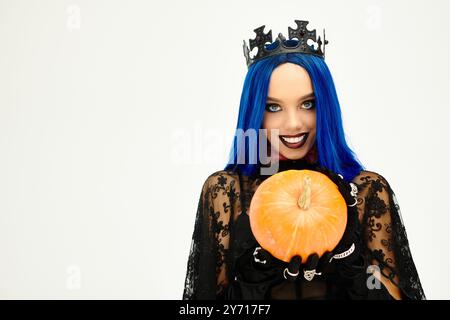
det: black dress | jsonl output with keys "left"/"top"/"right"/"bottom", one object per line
{"left": 182, "top": 159, "right": 426, "bottom": 300}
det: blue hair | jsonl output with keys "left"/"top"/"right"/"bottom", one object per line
{"left": 224, "top": 40, "right": 365, "bottom": 183}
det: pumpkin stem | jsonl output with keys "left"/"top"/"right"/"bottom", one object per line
{"left": 298, "top": 175, "right": 311, "bottom": 210}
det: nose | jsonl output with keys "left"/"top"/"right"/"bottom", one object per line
{"left": 284, "top": 107, "right": 304, "bottom": 131}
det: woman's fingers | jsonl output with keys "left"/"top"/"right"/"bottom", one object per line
{"left": 283, "top": 255, "right": 302, "bottom": 282}
{"left": 305, "top": 253, "right": 320, "bottom": 270}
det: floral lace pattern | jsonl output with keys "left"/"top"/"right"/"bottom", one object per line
{"left": 182, "top": 168, "right": 425, "bottom": 300}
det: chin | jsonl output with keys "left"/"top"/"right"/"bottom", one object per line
{"left": 278, "top": 148, "right": 309, "bottom": 161}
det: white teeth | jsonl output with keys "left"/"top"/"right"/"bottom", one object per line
{"left": 281, "top": 134, "right": 306, "bottom": 144}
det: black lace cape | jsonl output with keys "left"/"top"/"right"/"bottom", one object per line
{"left": 182, "top": 160, "right": 425, "bottom": 300}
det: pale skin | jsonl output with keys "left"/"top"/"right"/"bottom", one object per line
{"left": 262, "top": 63, "right": 317, "bottom": 162}
{"left": 262, "top": 62, "right": 402, "bottom": 300}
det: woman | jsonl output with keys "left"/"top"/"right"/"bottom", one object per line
{"left": 182, "top": 20, "right": 425, "bottom": 300}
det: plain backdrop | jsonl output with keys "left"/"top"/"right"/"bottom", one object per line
{"left": 0, "top": 0, "right": 449, "bottom": 299}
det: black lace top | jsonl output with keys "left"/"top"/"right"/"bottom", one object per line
{"left": 182, "top": 160, "right": 425, "bottom": 300}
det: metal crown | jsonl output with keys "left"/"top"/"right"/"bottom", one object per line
{"left": 243, "top": 20, "right": 329, "bottom": 68}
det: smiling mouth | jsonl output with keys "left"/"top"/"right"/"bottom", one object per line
{"left": 279, "top": 133, "right": 308, "bottom": 149}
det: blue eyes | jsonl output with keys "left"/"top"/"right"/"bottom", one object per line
{"left": 266, "top": 104, "right": 282, "bottom": 112}
{"left": 265, "top": 99, "right": 316, "bottom": 113}
{"left": 303, "top": 100, "right": 315, "bottom": 110}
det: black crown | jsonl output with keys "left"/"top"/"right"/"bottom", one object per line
{"left": 243, "top": 20, "right": 329, "bottom": 68}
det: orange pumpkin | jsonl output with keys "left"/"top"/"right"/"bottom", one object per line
{"left": 249, "top": 169, "right": 347, "bottom": 263}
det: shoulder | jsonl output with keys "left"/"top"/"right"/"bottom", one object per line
{"left": 200, "top": 169, "right": 242, "bottom": 194}
{"left": 351, "top": 170, "right": 392, "bottom": 191}
{"left": 350, "top": 170, "right": 399, "bottom": 225}
{"left": 351, "top": 170, "right": 396, "bottom": 207}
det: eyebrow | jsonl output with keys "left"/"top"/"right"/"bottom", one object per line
{"left": 267, "top": 92, "right": 315, "bottom": 103}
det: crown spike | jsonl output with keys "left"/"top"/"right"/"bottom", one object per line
{"left": 243, "top": 40, "right": 251, "bottom": 67}
{"left": 277, "top": 33, "right": 286, "bottom": 41}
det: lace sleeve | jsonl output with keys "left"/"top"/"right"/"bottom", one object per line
{"left": 354, "top": 171, "right": 426, "bottom": 300}
{"left": 182, "top": 171, "right": 241, "bottom": 300}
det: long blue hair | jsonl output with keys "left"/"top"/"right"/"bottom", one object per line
{"left": 224, "top": 40, "right": 365, "bottom": 183}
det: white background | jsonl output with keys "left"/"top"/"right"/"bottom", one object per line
{"left": 0, "top": 0, "right": 449, "bottom": 299}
